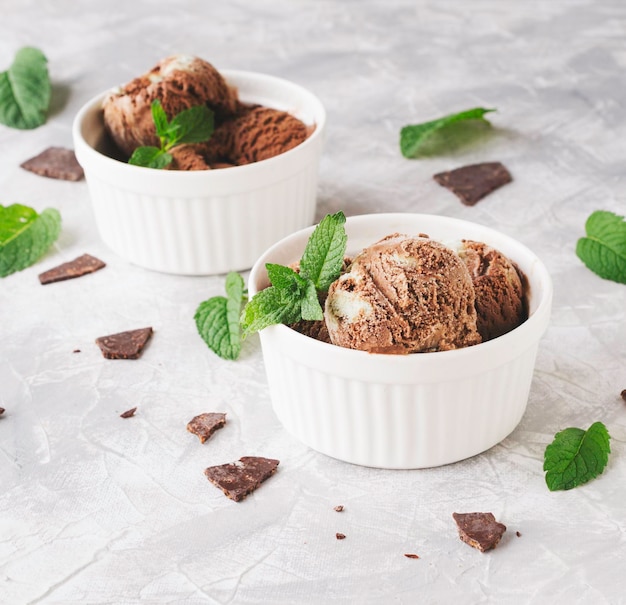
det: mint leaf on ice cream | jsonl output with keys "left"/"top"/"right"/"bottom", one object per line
{"left": 0, "top": 203, "right": 61, "bottom": 277}
{"left": 576, "top": 211, "right": 626, "bottom": 284}
{"left": 543, "top": 421, "right": 611, "bottom": 491}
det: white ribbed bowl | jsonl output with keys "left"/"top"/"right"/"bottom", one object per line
{"left": 249, "top": 213, "right": 552, "bottom": 469}
{"left": 72, "top": 71, "right": 326, "bottom": 275}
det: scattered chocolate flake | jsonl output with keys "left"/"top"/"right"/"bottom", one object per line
{"left": 187, "top": 412, "right": 226, "bottom": 443}
{"left": 204, "top": 456, "right": 279, "bottom": 502}
{"left": 0, "top": 408, "right": 5, "bottom": 416}
{"left": 96, "top": 327, "right": 153, "bottom": 360}
{"left": 20, "top": 147, "right": 84, "bottom": 181}
{"left": 433, "top": 162, "right": 512, "bottom": 206}
{"left": 120, "top": 407, "right": 137, "bottom": 418}
{"left": 621, "top": 389, "right": 626, "bottom": 403}
{"left": 72, "top": 349, "right": 81, "bottom": 353}
{"left": 404, "top": 553, "right": 420, "bottom": 559}
{"left": 516, "top": 531, "right": 522, "bottom": 538}
{"left": 452, "top": 512, "right": 506, "bottom": 552}
{"left": 39, "top": 254, "right": 106, "bottom": 284}
{"left": 334, "top": 505, "right": 344, "bottom": 512}
{"left": 336, "top": 533, "right": 346, "bottom": 540}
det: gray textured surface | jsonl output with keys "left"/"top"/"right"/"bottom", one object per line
{"left": 2, "top": 1, "right": 626, "bottom": 603}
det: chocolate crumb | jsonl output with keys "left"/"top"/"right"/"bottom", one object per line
{"left": 204, "top": 456, "right": 279, "bottom": 502}
{"left": 404, "top": 553, "right": 420, "bottom": 559}
{"left": 20, "top": 147, "right": 84, "bottom": 181}
{"left": 453, "top": 512, "right": 506, "bottom": 552}
{"left": 434, "top": 162, "right": 512, "bottom": 206}
{"left": 39, "top": 254, "right": 105, "bottom": 284}
{"left": 621, "top": 389, "right": 626, "bottom": 403}
{"left": 0, "top": 407, "right": 5, "bottom": 416}
{"left": 516, "top": 531, "right": 522, "bottom": 537}
{"left": 334, "top": 505, "right": 344, "bottom": 512}
{"left": 336, "top": 533, "right": 346, "bottom": 540}
{"left": 187, "top": 412, "right": 226, "bottom": 443}
{"left": 96, "top": 327, "right": 153, "bottom": 359}
{"left": 120, "top": 407, "right": 137, "bottom": 418}
{"left": 72, "top": 349, "right": 81, "bottom": 353}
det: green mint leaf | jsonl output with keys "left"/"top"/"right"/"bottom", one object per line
{"left": 194, "top": 272, "right": 246, "bottom": 360}
{"left": 241, "top": 286, "right": 303, "bottom": 336}
{"left": 300, "top": 279, "right": 323, "bottom": 321}
{"left": 266, "top": 263, "right": 307, "bottom": 292}
{"left": 400, "top": 107, "right": 495, "bottom": 158}
{"left": 299, "top": 211, "right": 347, "bottom": 291}
{"left": 151, "top": 99, "right": 170, "bottom": 139}
{"left": 166, "top": 105, "right": 214, "bottom": 147}
{"left": 576, "top": 211, "right": 626, "bottom": 284}
{"left": 543, "top": 421, "right": 611, "bottom": 491}
{"left": 128, "top": 146, "right": 173, "bottom": 169}
{"left": 0, "top": 47, "right": 51, "bottom": 130}
{"left": 0, "top": 204, "right": 61, "bottom": 277}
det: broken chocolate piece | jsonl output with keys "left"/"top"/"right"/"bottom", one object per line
{"left": 452, "top": 512, "right": 506, "bottom": 552}
{"left": 20, "top": 147, "right": 84, "bottom": 181}
{"left": 336, "top": 533, "right": 346, "bottom": 540}
{"left": 39, "top": 254, "right": 106, "bottom": 284}
{"left": 96, "top": 327, "right": 153, "bottom": 359}
{"left": 404, "top": 553, "right": 420, "bottom": 559}
{"left": 516, "top": 531, "right": 522, "bottom": 538}
{"left": 334, "top": 505, "right": 344, "bottom": 512}
{"left": 434, "top": 162, "right": 512, "bottom": 206}
{"left": 204, "top": 456, "right": 279, "bottom": 502}
{"left": 187, "top": 412, "right": 226, "bottom": 443}
{"left": 120, "top": 407, "right": 137, "bottom": 418}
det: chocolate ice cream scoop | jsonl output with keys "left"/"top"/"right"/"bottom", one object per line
{"left": 222, "top": 106, "right": 310, "bottom": 165}
{"left": 324, "top": 235, "right": 482, "bottom": 354}
{"left": 458, "top": 240, "right": 527, "bottom": 341}
{"left": 103, "top": 55, "right": 238, "bottom": 157}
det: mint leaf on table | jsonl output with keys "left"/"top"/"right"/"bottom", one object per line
{"left": 299, "top": 211, "right": 347, "bottom": 290}
{"left": 0, "top": 47, "right": 51, "bottom": 130}
{"left": 129, "top": 100, "right": 214, "bottom": 168}
{"left": 241, "top": 212, "right": 348, "bottom": 336}
{"left": 195, "top": 272, "right": 246, "bottom": 361}
{"left": 400, "top": 107, "right": 495, "bottom": 159}
{"left": 576, "top": 211, "right": 626, "bottom": 284}
{"left": 0, "top": 204, "right": 61, "bottom": 277}
{"left": 543, "top": 421, "right": 611, "bottom": 491}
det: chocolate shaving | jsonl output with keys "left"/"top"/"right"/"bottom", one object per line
{"left": 204, "top": 456, "right": 279, "bottom": 502}
{"left": 453, "top": 512, "right": 506, "bottom": 552}
{"left": 404, "top": 553, "right": 420, "bottom": 559}
{"left": 20, "top": 147, "right": 84, "bottom": 181}
{"left": 336, "top": 533, "right": 346, "bottom": 540}
{"left": 96, "top": 327, "right": 153, "bottom": 359}
{"left": 187, "top": 412, "right": 226, "bottom": 443}
{"left": 120, "top": 407, "right": 137, "bottom": 418}
{"left": 434, "top": 162, "right": 512, "bottom": 206}
{"left": 72, "top": 349, "right": 81, "bottom": 353}
{"left": 334, "top": 505, "right": 344, "bottom": 512}
{"left": 39, "top": 254, "right": 106, "bottom": 284}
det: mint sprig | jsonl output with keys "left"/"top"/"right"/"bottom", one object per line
{"left": 400, "top": 107, "right": 495, "bottom": 158}
{"left": 0, "top": 203, "right": 61, "bottom": 277}
{"left": 194, "top": 272, "right": 246, "bottom": 361}
{"left": 576, "top": 211, "right": 626, "bottom": 284}
{"left": 0, "top": 47, "right": 51, "bottom": 130}
{"left": 129, "top": 99, "right": 214, "bottom": 169}
{"left": 241, "top": 211, "right": 347, "bottom": 337}
{"left": 543, "top": 421, "right": 611, "bottom": 491}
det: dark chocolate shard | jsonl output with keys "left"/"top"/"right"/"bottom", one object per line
{"left": 20, "top": 147, "right": 84, "bottom": 181}
{"left": 0, "top": 407, "right": 5, "bottom": 416}
{"left": 404, "top": 553, "right": 420, "bottom": 559}
{"left": 434, "top": 162, "right": 512, "bottom": 206}
{"left": 204, "top": 456, "right": 279, "bottom": 502}
{"left": 453, "top": 512, "right": 506, "bottom": 552}
{"left": 96, "top": 327, "right": 153, "bottom": 359}
{"left": 336, "top": 533, "right": 346, "bottom": 540}
{"left": 187, "top": 412, "right": 226, "bottom": 443}
{"left": 120, "top": 407, "right": 137, "bottom": 418}
{"left": 39, "top": 254, "right": 106, "bottom": 284}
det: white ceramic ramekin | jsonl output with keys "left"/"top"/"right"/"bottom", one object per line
{"left": 72, "top": 71, "right": 326, "bottom": 275}
{"left": 249, "top": 213, "right": 552, "bottom": 469}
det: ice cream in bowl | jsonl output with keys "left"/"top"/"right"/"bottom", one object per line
{"left": 248, "top": 212, "right": 552, "bottom": 469}
{"left": 72, "top": 55, "right": 326, "bottom": 275}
